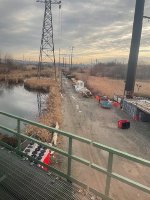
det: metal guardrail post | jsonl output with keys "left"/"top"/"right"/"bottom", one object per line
{"left": 105, "top": 152, "right": 113, "bottom": 197}
{"left": 0, "top": 111, "right": 149, "bottom": 198}
{"left": 17, "top": 119, "right": 21, "bottom": 151}
{"left": 67, "top": 137, "right": 73, "bottom": 177}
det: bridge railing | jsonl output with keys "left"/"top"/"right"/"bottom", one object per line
{"left": 0, "top": 111, "right": 149, "bottom": 200}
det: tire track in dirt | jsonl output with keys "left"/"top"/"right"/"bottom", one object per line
{"left": 61, "top": 77, "right": 150, "bottom": 200}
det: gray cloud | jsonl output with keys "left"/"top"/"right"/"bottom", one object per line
{"left": 0, "top": 0, "right": 150, "bottom": 62}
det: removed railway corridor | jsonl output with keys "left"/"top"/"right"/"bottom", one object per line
{"left": 61, "top": 77, "right": 150, "bottom": 200}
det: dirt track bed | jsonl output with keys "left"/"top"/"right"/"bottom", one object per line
{"left": 61, "top": 77, "right": 150, "bottom": 200}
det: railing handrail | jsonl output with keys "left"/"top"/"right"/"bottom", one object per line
{"left": 0, "top": 111, "right": 150, "bottom": 199}
{"left": 0, "top": 110, "right": 149, "bottom": 166}
{"left": 93, "top": 142, "right": 150, "bottom": 167}
{"left": 0, "top": 111, "right": 91, "bottom": 144}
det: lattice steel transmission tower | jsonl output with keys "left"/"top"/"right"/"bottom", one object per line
{"left": 36, "top": 0, "right": 61, "bottom": 116}
{"left": 37, "top": 0, "right": 61, "bottom": 79}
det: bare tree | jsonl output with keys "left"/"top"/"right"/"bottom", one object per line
{"left": 0, "top": 51, "right": 2, "bottom": 64}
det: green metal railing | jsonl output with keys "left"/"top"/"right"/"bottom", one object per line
{"left": 0, "top": 111, "right": 149, "bottom": 200}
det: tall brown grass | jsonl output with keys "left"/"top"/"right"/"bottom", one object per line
{"left": 25, "top": 78, "right": 62, "bottom": 142}
{"left": 24, "top": 78, "right": 53, "bottom": 92}
{"left": 74, "top": 73, "right": 150, "bottom": 98}
{"left": 0, "top": 68, "right": 53, "bottom": 84}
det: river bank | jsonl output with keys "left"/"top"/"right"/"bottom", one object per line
{"left": 25, "top": 77, "right": 62, "bottom": 142}
{"left": 0, "top": 66, "right": 62, "bottom": 145}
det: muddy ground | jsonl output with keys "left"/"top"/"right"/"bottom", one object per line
{"left": 61, "top": 77, "right": 150, "bottom": 200}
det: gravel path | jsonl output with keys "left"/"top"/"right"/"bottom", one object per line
{"left": 61, "top": 77, "right": 150, "bottom": 200}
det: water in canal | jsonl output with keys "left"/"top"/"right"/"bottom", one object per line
{"left": 0, "top": 84, "right": 40, "bottom": 135}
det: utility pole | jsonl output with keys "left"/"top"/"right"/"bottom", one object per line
{"left": 96, "top": 59, "right": 98, "bottom": 65}
{"left": 70, "top": 46, "right": 74, "bottom": 68}
{"left": 64, "top": 57, "right": 67, "bottom": 68}
{"left": 69, "top": 55, "right": 71, "bottom": 68}
{"left": 60, "top": 61, "right": 63, "bottom": 93}
{"left": 59, "top": 48, "right": 63, "bottom": 92}
{"left": 125, "top": 0, "right": 145, "bottom": 98}
{"left": 0, "top": 51, "right": 1, "bottom": 64}
{"left": 63, "top": 57, "right": 65, "bottom": 68}
{"left": 23, "top": 54, "right": 25, "bottom": 67}
{"left": 59, "top": 48, "right": 61, "bottom": 68}
{"left": 37, "top": 0, "right": 61, "bottom": 80}
{"left": 91, "top": 58, "right": 93, "bottom": 68}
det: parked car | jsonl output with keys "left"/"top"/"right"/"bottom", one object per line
{"left": 99, "top": 96, "right": 112, "bottom": 109}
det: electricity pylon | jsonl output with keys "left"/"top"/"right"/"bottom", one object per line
{"left": 37, "top": 0, "right": 61, "bottom": 79}
{"left": 36, "top": 0, "right": 61, "bottom": 116}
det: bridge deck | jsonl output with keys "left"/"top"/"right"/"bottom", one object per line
{"left": 0, "top": 147, "right": 93, "bottom": 200}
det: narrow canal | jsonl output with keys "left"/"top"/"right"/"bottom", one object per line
{"left": 0, "top": 84, "right": 40, "bottom": 135}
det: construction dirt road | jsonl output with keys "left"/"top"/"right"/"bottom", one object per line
{"left": 61, "top": 77, "right": 150, "bottom": 200}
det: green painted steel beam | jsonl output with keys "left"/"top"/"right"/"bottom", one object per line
{"left": 67, "top": 137, "right": 72, "bottom": 176}
{"left": 0, "top": 111, "right": 150, "bottom": 198}
{"left": 93, "top": 142, "right": 150, "bottom": 167}
{"left": 0, "top": 141, "right": 14, "bottom": 150}
{"left": 0, "top": 125, "right": 17, "bottom": 135}
{"left": 105, "top": 153, "right": 113, "bottom": 196}
{"left": 91, "top": 162, "right": 150, "bottom": 195}
{"left": 0, "top": 111, "right": 91, "bottom": 144}
{"left": 91, "top": 163, "right": 107, "bottom": 174}
{"left": 20, "top": 133, "right": 90, "bottom": 166}
{"left": 71, "top": 155, "right": 90, "bottom": 166}
{"left": 111, "top": 172, "right": 150, "bottom": 194}
{"left": 17, "top": 119, "right": 21, "bottom": 151}
{"left": 0, "top": 111, "right": 20, "bottom": 120}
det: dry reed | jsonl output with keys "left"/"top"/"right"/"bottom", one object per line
{"left": 25, "top": 78, "right": 62, "bottom": 142}
{"left": 74, "top": 73, "right": 150, "bottom": 98}
{"left": 24, "top": 78, "right": 52, "bottom": 92}
{"left": 0, "top": 68, "right": 53, "bottom": 84}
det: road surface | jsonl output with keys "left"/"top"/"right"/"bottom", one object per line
{"left": 61, "top": 77, "right": 150, "bottom": 200}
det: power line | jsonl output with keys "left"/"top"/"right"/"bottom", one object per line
{"left": 70, "top": 46, "right": 74, "bottom": 68}
{"left": 143, "top": 15, "right": 150, "bottom": 20}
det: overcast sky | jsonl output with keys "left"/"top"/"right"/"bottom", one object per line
{"left": 0, "top": 0, "right": 150, "bottom": 63}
